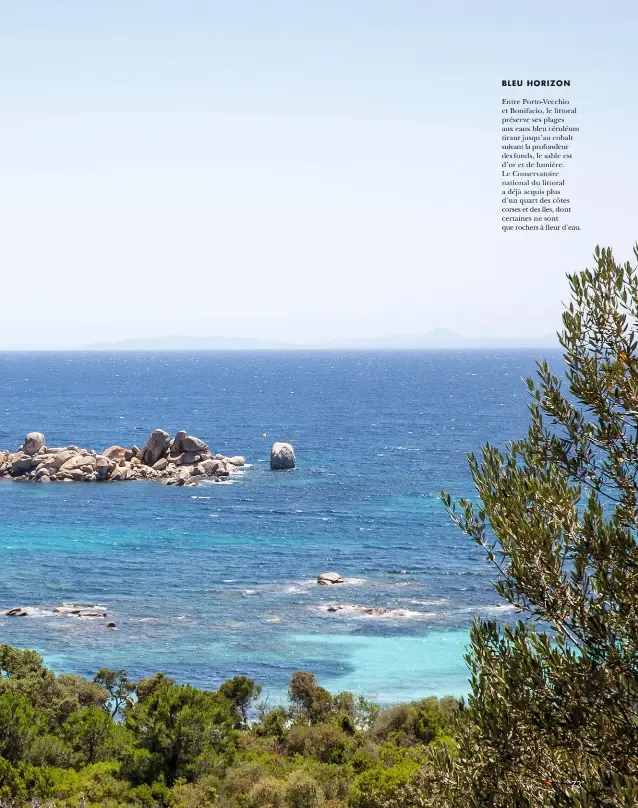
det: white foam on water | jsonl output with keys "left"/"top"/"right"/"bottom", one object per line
{"left": 314, "top": 604, "right": 436, "bottom": 620}
{"left": 409, "top": 598, "right": 450, "bottom": 606}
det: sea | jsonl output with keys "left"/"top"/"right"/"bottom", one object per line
{"left": 0, "top": 350, "right": 560, "bottom": 704}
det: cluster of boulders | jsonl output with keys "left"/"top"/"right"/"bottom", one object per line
{"left": 0, "top": 430, "right": 246, "bottom": 486}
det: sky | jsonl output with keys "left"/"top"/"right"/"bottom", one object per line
{"left": 1, "top": 0, "right": 637, "bottom": 349}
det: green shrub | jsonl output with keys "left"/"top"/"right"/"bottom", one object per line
{"left": 371, "top": 698, "right": 459, "bottom": 747}
{"left": 0, "top": 693, "right": 45, "bottom": 763}
{"left": 0, "top": 757, "right": 54, "bottom": 804}
{"left": 249, "top": 775, "right": 286, "bottom": 808}
{"left": 254, "top": 705, "right": 289, "bottom": 744}
{"left": 170, "top": 775, "right": 219, "bottom": 808}
{"left": 284, "top": 770, "right": 324, "bottom": 808}
{"left": 224, "top": 759, "right": 272, "bottom": 801}
{"left": 348, "top": 761, "right": 420, "bottom": 808}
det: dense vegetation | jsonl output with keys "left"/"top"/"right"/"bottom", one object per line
{"left": 3, "top": 245, "right": 638, "bottom": 806}
{"left": 0, "top": 647, "right": 459, "bottom": 807}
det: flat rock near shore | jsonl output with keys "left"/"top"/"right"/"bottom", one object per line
{"left": 0, "top": 430, "right": 247, "bottom": 486}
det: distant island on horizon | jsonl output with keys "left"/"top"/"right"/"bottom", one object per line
{"left": 75, "top": 328, "right": 559, "bottom": 352}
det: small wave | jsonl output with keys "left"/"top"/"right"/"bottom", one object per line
{"left": 476, "top": 603, "right": 518, "bottom": 614}
{"left": 409, "top": 598, "right": 449, "bottom": 606}
{"left": 242, "top": 589, "right": 258, "bottom": 596}
{"left": 455, "top": 603, "right": 517, "bottom": 615}
{"left": 315, "top": 604, "right": 435, "bottom": 620}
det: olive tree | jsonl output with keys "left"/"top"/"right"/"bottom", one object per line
{"left": 424, "top": 246, "right": 638, "bottom": 807}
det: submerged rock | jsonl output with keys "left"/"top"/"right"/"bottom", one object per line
{"left": 6, "top": 607, "right": 28, "bottom": 617}
{"left": 53, "top": 605, "right": 106, "bottom": 618}
{"left": 270, "top": 442, "right": 296, "bottom": 470}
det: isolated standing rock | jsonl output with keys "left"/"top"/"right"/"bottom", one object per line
{"left": 142, "top": 429, "right": 171, "bottom": 466}
{"left": 270, "top": 442, "right": 296, "bottom": 470}
{"left": 23, "top": 432, "right": 46, "bottom": 456}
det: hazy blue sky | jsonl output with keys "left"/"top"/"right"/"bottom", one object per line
{"left": 1, "top": 1, "right": 637, "bottom": 348}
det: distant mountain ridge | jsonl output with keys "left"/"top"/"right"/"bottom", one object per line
{"left": 84, "top": 329, "right": 559, "bottom": 351}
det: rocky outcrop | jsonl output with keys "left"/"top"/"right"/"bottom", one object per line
{"left": 0, "top": 431, "right": 248, "bottom": 487}
{"left": 270, "top": 442, "right": 296, "bottom": 470}
{"left": 317, "top": 572, "right": 344, "bottom": 585}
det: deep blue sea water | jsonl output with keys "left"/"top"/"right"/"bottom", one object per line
{"left": 0, "top": 350, "right": 560, "bottom": 704}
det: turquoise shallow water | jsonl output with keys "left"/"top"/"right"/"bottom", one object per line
{"left": 0, "top": 350, "right": 556, "bottom": 703}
